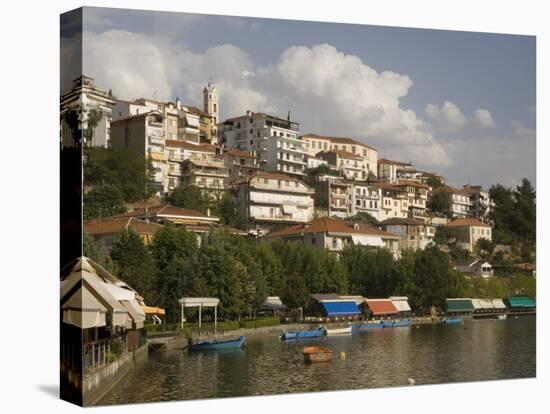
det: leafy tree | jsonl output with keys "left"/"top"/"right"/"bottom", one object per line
{"left": 83, "top": 184, "right": 127, "bottom": 220}
{"left": 167, "top": 185, "right": 211, "bottom": 213}
{"left": 427, "top": 176, "right": 443, "bottom": 189}
{"left": 475, "top": 238, "right": 494, "bottom": 260}
{"left": 216, "top": 192, "right": 244, "bottom": 229}
{"left": 307, "top": 164, "right": 341, "bottom": 177}
{"left": 412, "top": 246, "right": 456, "bottom": 312}
{"left": 84, "top": 108, "right": 103, "bottom": 147}
{"left": 255, "top": 243, "right": 285, "bottom": 296}
{"left": 427, "top": 191, "right": 452, "bottom": 217}
{"left": 110, "top": 228, "right": 157, "bottom": 302}
{"left": 150, "top": 225, "right": 199, "bottom": 321}
{"left": 434, "top": 225, "right": 455, "bottom": 246}
{"left": 348, "top": 212, "right": 380, "bottom": 226}
{"left": 449, "top": 245, "right": 472, "bottom": 264}
{"left": 84, "top": 147, "right": 156, "bottom": 202}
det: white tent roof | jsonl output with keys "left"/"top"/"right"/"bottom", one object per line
{"left": 391, "top": 297, "right": 412, "bottom": 312}
{"left": 492, "top": 299, "right": 507, "bottom": 309}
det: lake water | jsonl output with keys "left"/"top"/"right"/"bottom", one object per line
{"left": 99, "top": 316, "right": 536, "bottom": 405}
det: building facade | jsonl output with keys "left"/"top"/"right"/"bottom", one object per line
{"left": 378, "top": 184, "right": 409, "bottom": 221}
{"left": 348, "top": 182, "right": 382, "bottom": 221}
{"left": 446, "top": 218, "right": 493, "bottom": 252}
{"left": 302, "top": 134, "right": 378, "bottom": 178}
{"left": 265, "top": 216, "right": 401, "bottom": 258}
{"left": 381, "top": 217, "right": 435, "bottom": 251}
{"left": 232, "top": 171, "right": 314, "bottom": 232}
{"left": 60, "top": 75, "right": 116, "bottom": 148}
{"left": 221, "top": 111, "right": 307, "bottom": 177}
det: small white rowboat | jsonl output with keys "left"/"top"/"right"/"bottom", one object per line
{"left": 324, "top": 326, "right": 352, "bottom": 336}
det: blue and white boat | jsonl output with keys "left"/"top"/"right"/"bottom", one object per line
{"left": 384, "top": 319, "right": 412, "bottom": 328}
{"left": 280, "top": 327, "right": 324, "bottom": 340}
{"left": 352, "top": 321, "right": 385, "bottom": 332}
{"left": 442, "top": 317, "right": 464, "bottom": 324}
{"left": 187, "top": 336, "right": 246, "bottom": 351}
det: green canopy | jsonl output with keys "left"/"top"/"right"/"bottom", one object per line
{"left": 506, "top": 297, "right": 536, "bottom": 308}
{"left": 446, "top": 299, "right": 474, "bottom": 313}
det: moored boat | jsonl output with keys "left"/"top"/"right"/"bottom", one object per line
{"left": 384, "top": 319, "right": 412, "bottom": 328}
{"left": 497, "top": 314, "right": 507, "bottom": 320}
{"left": 303, "top": 346, "right": 333, "bottom": 363}
{"left": 352, "top": 321, "right": 385, "bottom": 331}
{"left": 281, "top": 327, "right": 324, "bottom": 340}
{"left": 187, "top": 336, "right": 246, "bottom": 351}
{"left": 442, "top": 317, "right": 464, "bottom": 324}
{"left": 324, "top": 326, "right": 352, "bottom": 336}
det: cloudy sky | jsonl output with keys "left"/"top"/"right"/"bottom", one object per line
{"left": 62, "top": 7, "right": 536, "bottom": 188}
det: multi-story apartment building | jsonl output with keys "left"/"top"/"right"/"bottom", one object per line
{"left": 446, "top": 218, "right": 492, "bottom": 252}
{"left": 348, "top": 182, "right": 382, "bottom": 221}
{"left": 221, "top": 111, "right": 307, "bottom": 177}
{"left": 181, "top": 158, "right": 229, "bottom": 197}
{"left": 186, "top": 106, "right": 217, "bottom": 144}
{"left": 461, "top": 185, "right": 494, "bottom": 221}
{"left": 232, "top": 171, "right": 314, "bottom": 232}
{"left": 392, "top": 180, "right": 430, "bottom": 220}
{"left": 378, "top": 184, "right": 409, "bottom": 221}
{"left": 165, "top": 140, "right": 217, "bottom": 191}
{"left": 223, "top": 148, "right": 261, "bottom": 184}
{"left": 301, "top": 133, "right": 378, "bottom": 178}
{"left": 60, "top": 75, "right": 116, "bottom": 148}
{"left": 308, "top": 175, "right": 348, "bottom": 219}
{"left": 381, "top": 217, "right": 435, "bottom": 251}
{"left": 317, "top": 150, "right": 368, "bottom": 180}
{"left": 265, "top": 217, "right": 402, "bottom": 258}
{"left": 378, "top": 158, "right": 444, "bottom": 185}
{"left": 430, "top": 185, "right": 472, "bottom": 219}
{"left": 110, "top": 110, "right": 168, "bottom": 194}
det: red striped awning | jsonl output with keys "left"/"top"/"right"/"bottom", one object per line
{"left": 366, "top": 299, "right": 399, "bottom": 315}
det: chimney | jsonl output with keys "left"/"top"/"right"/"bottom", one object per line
{"left": 175, "top": 97, "right": 181, "bottom": 109}
{"left": 246, "top": 110, "right": 251, "bottom": 116}
{"left": 206, "top": 208, "right": 211, "bottom": 217}
{"left": 287, "top": 111, "right": 291, "bottom": 122}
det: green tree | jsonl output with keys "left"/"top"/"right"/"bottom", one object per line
{"left": 255, "top": 243, "right": 285, "bottom": 296}
{"left": 475, "top": 238, "right": 494, "bottom": 260}
{"left": 110, "top": 228, "right": 157, "bottom": 302}
{"left": 84, "top": 108, "right": 103, "bottom": 147}
{"left": 216, "top": 192, "right": 244, "bottom": 229}
{"left": 83, "top": 184, "right": 127, "bottom": 219}
{"left": 84, "top": 147, "right": 156, "bottom": 203}
{"left": 427, "top": 191, "right": 452, "bottom": 217}
{"left": 412, "top": 246, "right": 456, "bottom": 312}
{"left": 150, "top": 225, "right": 199, "bottom": 321}
{"left": 348, "top": 212, "right": 380, "bottom": 226}
{"left": 167, "top": 185, "right": 211, "bottom": 213}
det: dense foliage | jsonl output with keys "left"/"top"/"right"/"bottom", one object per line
{"left": 95, "top": 226, "right": 535, "bottom": 322}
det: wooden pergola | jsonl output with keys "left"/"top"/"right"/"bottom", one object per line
{"left": 179, "top": 297, "right": 220, "bottom": 329}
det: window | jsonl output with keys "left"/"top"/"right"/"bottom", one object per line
{"left": 356, "top": 200, "right": 361, "bottom": 206}
{"left": 332, "top": 239, "right": 338, "bottom": 249}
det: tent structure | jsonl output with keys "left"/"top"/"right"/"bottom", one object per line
{"left": 179, "top": 297, "right": 220, "bottom": 328}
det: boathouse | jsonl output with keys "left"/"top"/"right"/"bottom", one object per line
{"left": 505, "top": 297, "right": 536, "bottom": 312}
{"left": 445, "top": 298, "right": 474, "bottom": 316}
{"left": 390, "top": 296, "right": 412, "bottom": 317}
{"left": 363, "top": 298, "right": 399, "bottom": 320}
{"left": 308, "top": 294, "right": 362, "bottom": 321}
{"left": 61, "top": 257, "right": 159, "bottom": 405}
{"left": 471, "top": 298, "right": 507, "bottom": 315}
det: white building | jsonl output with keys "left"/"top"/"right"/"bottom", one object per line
{"left": 110, "top": 110, "right": 168, "bottom": 194}
{"left": 223, "top": 148, "right": 261, "bottom": 184}
{"left": 301, "top": 133, "right": 378, "bottom": 178}
{"left": 232, "top": 171, "right": 314, "bottom": 231}
{"left": 60, "top": 75, "right": 116, "bottom": 148}
{"left": 381, "top": 217, "right": 435, "bottom": 251}
{"left": 378, "top": 184, "right": 409, "bottom": 221}
{"left": 203, "top": 80, "right": 219, "bottom": 134}
{"left": 430, "top": 185, "right": 472, "bottom": 219}
{"left": 446, "top": 218, "right": 493, "bottom": 252}
{"left": 461, "top": 185, "right": 495, "bottom": 221}
{"left": 221, "top": 111, "right": 307, "bottom": 177}
{"left": 348, "top": 182, "right": 382, "bottom": 221}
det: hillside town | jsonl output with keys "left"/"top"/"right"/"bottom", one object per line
{"left": 61, "top": 75, "right": 510, "bottom": 258}
{"left": 60, "top": 59, "right": 536, "bottom": 409}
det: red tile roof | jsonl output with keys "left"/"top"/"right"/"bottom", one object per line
{"left": 185, "top": 106, "right": 212, "bottom": 118}
{"left": 225, "top": 148, "right": 256, "bottom": 159}
{"left": 447, "top": 218, "right": 491, "bottom": 228}
{"left": 84, "top": 217, "right": 163, "bottom": 236}
{"left": 111, "top": 110, "right": 159, "bottom": 124}
{"left": 319, "top": 149, "right": 363, "bottom": 160}
{"left": 302, "top": 133, "right": 377, "bottom": 151}
{"left": 365, "top": 299, "right": 399, "bottom": 315}
{"left": 432, "top": 185, "right": 470, "bottom": 195}
{"left": 393, "top": 179, "right": 430, "bottom": 189}
{"left": 266, "top": 216, "right": 399, "bottom": 239}
{"left": 112, "top": 204, "right": 217, "bottom": 220}
{"left": 377, "top": 158, "right": 412, "bottom": 166}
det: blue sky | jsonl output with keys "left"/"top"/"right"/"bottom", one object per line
{"left": 61, "top": 7, "right": 536, "bottom": 188}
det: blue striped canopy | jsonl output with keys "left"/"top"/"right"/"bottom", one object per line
{"left": 321, "top": 301, "right": 361, "bottom": 316}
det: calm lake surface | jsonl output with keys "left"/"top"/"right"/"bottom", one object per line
{"left": 99, "top": 316, "right": 536, "bottom": 405}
